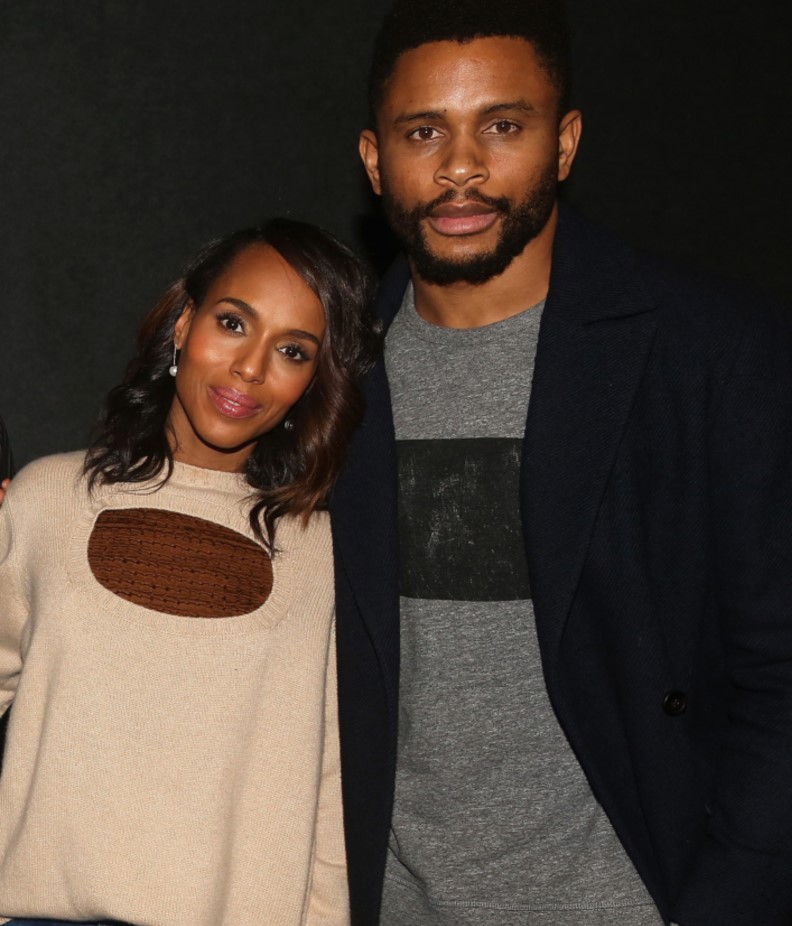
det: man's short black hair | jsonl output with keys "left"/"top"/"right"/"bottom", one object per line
{"left": 368, "top": 0, "right": 573, "bottom": 124}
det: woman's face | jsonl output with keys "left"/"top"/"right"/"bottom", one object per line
{"left": 167, "top": 243, "right": 325, "bottom": 472}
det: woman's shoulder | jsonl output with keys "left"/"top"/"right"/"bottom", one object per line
{"left": 5, "top": 451, "right": 88, "bottom": 513}
{"left": 276, "top": 509, "right": 333, "bottom": 568}
{"left": 12, "top": 450, "right": 87, "bottom": 491}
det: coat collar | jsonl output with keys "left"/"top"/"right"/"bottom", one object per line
{"left": 372, "top": 205, "right": 656, "bottom": 330}
{"left": 546, "top": 204, "right": 656, "bottom": 324}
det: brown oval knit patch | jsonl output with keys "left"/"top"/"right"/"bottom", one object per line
{"left": 87, "top": 508, "right": 273, "bottom": 617}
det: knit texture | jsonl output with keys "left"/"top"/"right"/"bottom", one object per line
{"left": 87, "top": 507, "right": 273, "bottom": 616}
{"left": 0, "top": 452, "right": 348, "bottom": 926}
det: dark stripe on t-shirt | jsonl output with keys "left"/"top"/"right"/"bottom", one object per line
{"left": 397, "top": 437, "right": 531, "bottom": 601}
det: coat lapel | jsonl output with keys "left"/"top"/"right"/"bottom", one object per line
{"left": 522, "top": 210, "right": 658, "bottom": 667}
{"left": 330, "top": 258, "right": 409, "bottom": 712}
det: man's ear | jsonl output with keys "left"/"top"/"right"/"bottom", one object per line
{"left": 359, "top": 129, "right": 382, "bottom": 196}
{"left": 557, "top": 109, "right": 582, "bottom": 182}
{"left": 173, "top": 301, "right": 196, "bottom": 349}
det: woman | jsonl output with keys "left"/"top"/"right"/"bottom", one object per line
{"left": 0, "top": 218, "right": 379, "bottom": 926}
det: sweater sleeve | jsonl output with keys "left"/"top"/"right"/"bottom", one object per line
{"left": 0, "top": 489, "right": 28, "bottom": 717}
{"left": 304, "top": 621, "right": 351, "bottom": 926}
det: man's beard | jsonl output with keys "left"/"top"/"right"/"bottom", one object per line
{"left": 380, "top": 165, "right": 558, "bottom": 286}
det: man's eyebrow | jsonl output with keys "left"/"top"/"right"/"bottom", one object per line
{"left": 393, "top": 100, "right": 538, "bottom": 126}
{"left": 480, "top": 100, "right": 538, "bottom": 116}
{"left": 393, "top": 110, "right": 446, "bottom": 126}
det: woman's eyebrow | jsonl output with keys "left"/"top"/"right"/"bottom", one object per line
{"left": 216, "top": 297, "right": 258, "bottom": 318}
{"left": 287, "top": 329, "right": 322, "bottom": 347}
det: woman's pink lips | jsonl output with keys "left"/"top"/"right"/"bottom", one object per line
{"left": 426, "top": 206, "right": 499, "bottom": 236}
{"left": 208, "top": 386, "right": 262, "bottom": 419}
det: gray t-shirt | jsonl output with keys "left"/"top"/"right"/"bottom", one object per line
{"left": 381, "top": 284, "right": 662, "bottom": 926}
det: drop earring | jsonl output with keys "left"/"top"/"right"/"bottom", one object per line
{"left": 168, "top": 346, "right": 179, "bottom": 378}
{"left": 283, "top": 418, "right": 294, "bottom": 432}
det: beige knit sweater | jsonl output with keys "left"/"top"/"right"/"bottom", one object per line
{"left": 0, "top": 452, "right": 348, "bottom": 926}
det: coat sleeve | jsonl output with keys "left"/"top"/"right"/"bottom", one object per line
{"left": 304, "top": 621, "right": 351, "bottom": 926}
{"left": 0, "top": 415, "right": 13, "bottom": 483}
{"left": 673, "top": 308, "right": 792, "bottom": 925}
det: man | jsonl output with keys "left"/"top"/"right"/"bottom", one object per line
{"left": 330, "top": 1, "right": 792, "bottom": 925}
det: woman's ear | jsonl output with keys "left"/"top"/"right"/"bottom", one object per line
{"left": 173, "top": 301, "right": 196, "bottom": 349}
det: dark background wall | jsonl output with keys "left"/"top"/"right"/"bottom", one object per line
{"left": 1, "top": 0, "right": 789, "bottom": 469}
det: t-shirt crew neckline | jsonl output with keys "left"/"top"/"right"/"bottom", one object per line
{"left": 400, "top": 281, "right": 546, "bottom": 343}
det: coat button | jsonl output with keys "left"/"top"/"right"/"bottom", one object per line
{"left": 663, "top": 690, "right": 687, "bottom": 716}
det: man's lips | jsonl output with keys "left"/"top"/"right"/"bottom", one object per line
{"left": 208, "top": 386, "right": 262, "bottom": 419}
{"left": 426, "top": 202, "right": 499, "bottom": 236}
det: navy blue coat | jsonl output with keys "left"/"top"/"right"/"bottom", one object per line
{"left": 330, "top": 208, "right": 792, "bottom": 926}
{"left": 0, "top": 416, "right": 12, "bottom": 483}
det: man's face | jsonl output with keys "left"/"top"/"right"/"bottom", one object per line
{"left": 360, "top": 37, "right": 581, "bottom": 286}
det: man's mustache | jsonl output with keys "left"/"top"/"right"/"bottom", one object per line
{"left": 415, "top": 189, "right": 511, "bottom": 219}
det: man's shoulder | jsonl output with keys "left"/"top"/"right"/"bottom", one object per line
{"left": 555, "top": 206, "right": 790, "bottom": 342}
{"left": 374, "top": 207, "right": 791, "bottom": 344}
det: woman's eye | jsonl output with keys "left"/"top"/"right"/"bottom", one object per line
{"left": 217, "top": 312, "right": 244, "bottom": 333}
{"left": 278, "top": 343, "right": 310, "bottom": 363}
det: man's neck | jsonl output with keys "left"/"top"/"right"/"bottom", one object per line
{"left": 410, "top": 206, "right": 557, "bottom": 329}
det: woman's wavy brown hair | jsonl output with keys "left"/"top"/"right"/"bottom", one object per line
{"left": 86, "top": 218, "right": 380, "bottom": 551}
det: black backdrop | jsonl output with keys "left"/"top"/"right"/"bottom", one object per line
{"left": 1, "top": 0, "right": 790, "bottom": 468}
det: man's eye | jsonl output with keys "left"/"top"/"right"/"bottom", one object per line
{"left": 487, "top": 120, "right": 520, "bottom": 135}
{"left": 408, "top": 126, "right": 441, "bottom": 141}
